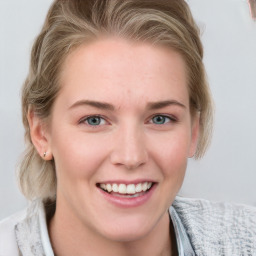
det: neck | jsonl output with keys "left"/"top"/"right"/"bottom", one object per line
{"left": 48, "top": 204, "right": 176, "bottom": 256}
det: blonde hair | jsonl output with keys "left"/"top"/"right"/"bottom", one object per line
{"left": 20, "top": 0, "right": 213, "bottom": 200}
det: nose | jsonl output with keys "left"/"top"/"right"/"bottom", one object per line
{"left": 110, "top": 125, "right": 148, "bottom": 170}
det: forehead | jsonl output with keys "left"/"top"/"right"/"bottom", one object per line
{"left": 58, "top": 38, "right": 189, "bottom": 108}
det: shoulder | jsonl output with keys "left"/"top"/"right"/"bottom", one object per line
{"left": 173, "top": 196, "right": 256, "bottom": 218}
{"left": 0, "top": 210, "right": 26, "bottom": 256}
{"left": 173, "top": 196, "right": 256, "bottom": 255}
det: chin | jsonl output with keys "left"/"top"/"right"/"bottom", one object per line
{"left": 102, "top": 227, "right": 150, "bottom": 243}
{"left": 96, "top": 216, "right": 155, "bottom": 243}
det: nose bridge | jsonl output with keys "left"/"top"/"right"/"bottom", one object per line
{"left": 111, "top": 121, "right": 148, "bottom": 169}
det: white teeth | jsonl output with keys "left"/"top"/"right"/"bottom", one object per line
{"left": 99, "top": 182, "right": 153, "bottom": 194}
{"left": 118, "top": 184, "right": 126, "bottom": 194}
{"left": 100, "top": 184, "right": 106, "bottom": 190}
{"left": 106, "top": 184, "right": 112, "bottom": 192}
{"left": 135, "top": 183, "right": 142, "bottom": 193}
{"left": 142, "top": 182, "right": 148, "bottom": 192}
{"left": 126, "top": 184, "right": 136, "bottom": 194}
{"left": 112, "top": 183, "right": 119, "bottom": 192}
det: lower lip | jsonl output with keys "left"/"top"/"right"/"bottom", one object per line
{"left": 97, "top": 184, "right": 156, "bottom": 208}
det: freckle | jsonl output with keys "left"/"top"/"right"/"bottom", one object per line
{"left": 126, "top": 89, "right": 131, "bottom": 95}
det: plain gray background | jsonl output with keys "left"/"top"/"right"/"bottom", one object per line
{"left": 0, "top": 0, "right": 256, "bottom": 220}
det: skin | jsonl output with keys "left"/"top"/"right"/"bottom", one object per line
{"left": 29, "top": 37, "right": 199, "bottom": 256}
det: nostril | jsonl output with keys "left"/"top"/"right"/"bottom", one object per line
{"left": 110, "top": 132, "right": 148, "bottom": 168}
{"left": 110, "top": 150, "right": 148, "bottom": 169}
{"left": 125, "top": 160, "right": 145, "bottom": 170}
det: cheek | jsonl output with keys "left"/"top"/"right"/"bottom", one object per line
{"left": 160, "top": 144, "right": 188, "bottom": 182}
{"left": 50, "top": 129, "right": 110, "bottom": 181}
{"left": 150, "top": 128, "right": 191, "bottom": 162}
{"left": 148, "top": 129, "right": 190, "bottom": 182}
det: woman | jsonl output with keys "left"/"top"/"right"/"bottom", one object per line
{"left": 0, "top": 0, "right": 255, "bottom": 255}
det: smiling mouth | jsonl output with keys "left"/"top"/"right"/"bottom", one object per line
{"left": 97, "top": 182, "right": 154, "bottom": 198}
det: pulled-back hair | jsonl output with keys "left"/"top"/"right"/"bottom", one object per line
{"left": 20, "top": 0, "right": 213, "bottom": 201}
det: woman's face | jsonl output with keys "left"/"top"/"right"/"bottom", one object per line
{"left": 45, "top": 38, "right": 199, "bottom": 241}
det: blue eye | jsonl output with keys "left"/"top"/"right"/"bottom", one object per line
{"left": 85, "top": 116, "right": 106, "bottom": 126}
{"left": 151, "top": 115, "right": 171, "bottom": 124}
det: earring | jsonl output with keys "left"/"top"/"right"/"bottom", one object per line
{"left": 43, "top": 152, "right": 47, "bottom": 158}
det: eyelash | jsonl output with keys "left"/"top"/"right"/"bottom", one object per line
{"left": 79, "top": 114, "right": 177, "bottom": 127}
{"left": 79, "top": 115, "right": 108, "bottom": 126}
{"left": 149, "top": 114, "right": 177, "bottom": 125}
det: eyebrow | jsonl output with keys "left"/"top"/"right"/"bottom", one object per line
{"left": 69, "top": 99, "right": 186, "bottom": 111}
{"left": 69, "top": 100, "right": 115, "bottom": 111}
{"left": 147, "top": 100, "right": 186, "bottom": 110}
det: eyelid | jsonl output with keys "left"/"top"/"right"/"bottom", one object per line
{"left": 78, "top": 114, "right": 177, "bottom": 127}
{"left": 148, "top": 114, "right": 177, "bottom": 124}
{"left": 78, "top": 115, "right": 109, "bottom": 126}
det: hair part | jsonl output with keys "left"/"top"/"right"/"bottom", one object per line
{"left": 19, "top": 0, "right": 214, "bottom": 201}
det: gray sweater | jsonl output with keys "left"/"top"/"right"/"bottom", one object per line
{"left": 172, "top": 197, "right": 256, "bottom": 255}
{"left": 1, "top": 196, "right": 256, "bottom": 255}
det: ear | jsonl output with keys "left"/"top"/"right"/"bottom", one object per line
{"left": 188, "top": 112, "right": 200, "bottom": 158}
{"left": 27, "top": 109, "right": 53, "bottom": 160}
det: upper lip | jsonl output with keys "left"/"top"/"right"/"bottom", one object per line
{"left": 97, "top": 179, "right": 156, "bottom": 185}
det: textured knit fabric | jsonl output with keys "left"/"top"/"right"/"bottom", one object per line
{"left": 1, "top": 197, "right": 256, "bottom": 255}
{"left": 170, "top": 206, "right": 195, "bottom": 256}
{"left": 172, "top": 197, "right": 256, "bottom": 256}
{"left": 14, "top": 200, "right": 45, "bottom": 256}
